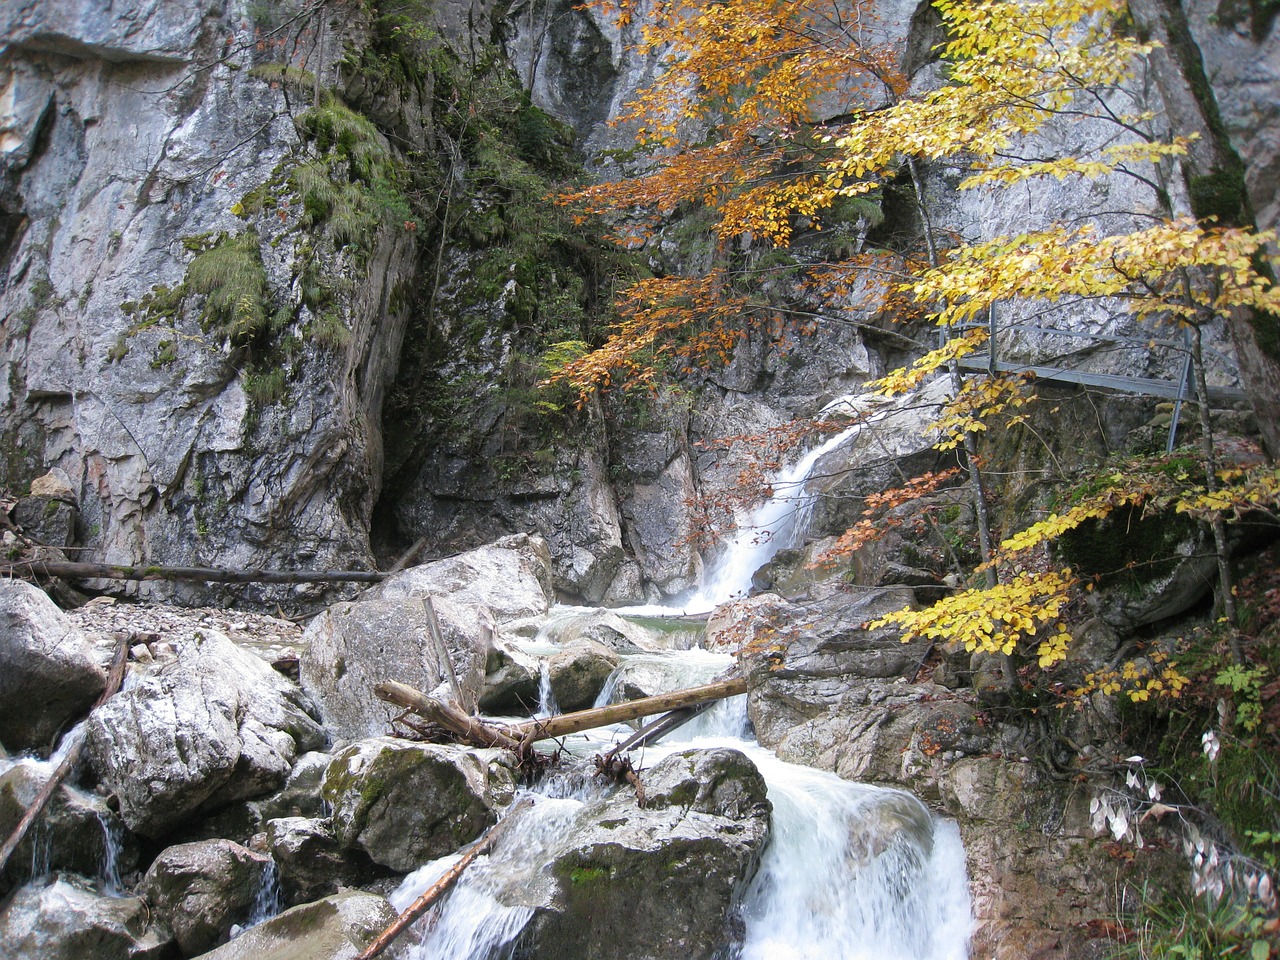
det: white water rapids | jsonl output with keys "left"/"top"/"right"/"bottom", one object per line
{"left": 388, "top": 430, "right": 973, "bottom": 958}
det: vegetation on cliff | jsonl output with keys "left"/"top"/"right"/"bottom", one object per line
{"left": 547, "top": 0, "right": 1280, "bottom": 949}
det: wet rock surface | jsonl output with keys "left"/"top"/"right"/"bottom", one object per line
{"left": 189, "top": 889, "right": 396, "bottom": 960}
{"left": 519, "top": 748, "right": 770, "bottom": 960}
{"left": 0, "top": 760, "right": 134, "bottom": 896}
{"left": 0, "top": 873, "right": 172, "bottom": 960}
{"left": 141, "top": 838, "right": 273, "bottom": 955}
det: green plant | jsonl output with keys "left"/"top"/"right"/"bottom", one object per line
{"left": 1123, "top": 886, "right": 1276, "bottom": 960}
{"left": 1217, "top": 664, "right": 1270, "bottom": 732}
{"left": 184, "top": 231, "right": 271, "bottom": 343}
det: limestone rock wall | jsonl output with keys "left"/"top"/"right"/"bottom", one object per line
{"left": 0, "top": 0, "right": 416, "bottom": 607}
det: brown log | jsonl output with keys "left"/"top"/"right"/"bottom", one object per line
{"left": 606, "top": 704, "right": 704, "bottom": 758}
{"left": 503, "top": 676, "right": 748, "bottom": 744}
{"left": 0, "top": 634, "right": 130, "bottom": 874}
{"left": 355, "top": 796, "right": 534, "bottom": 960}
{"left": 1, "top": 560, "right": 386, "bottom": 585}
{"left": 375, "top": 682, "right": 522, "bottom": 751}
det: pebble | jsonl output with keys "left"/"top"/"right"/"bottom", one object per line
{"left": 69, "top": 601, "right": 305, "bottom": 667}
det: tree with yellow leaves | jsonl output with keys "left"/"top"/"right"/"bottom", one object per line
{"left": 548, "top": 0, "right": 1280, "bottom": 682}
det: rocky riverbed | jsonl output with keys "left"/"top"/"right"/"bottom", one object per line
{"left": 1, "top": 533, "right": 1194, "bottom": 960}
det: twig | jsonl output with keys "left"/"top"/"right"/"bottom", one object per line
{"left": 0, "top": 634, "right": 129, "bottom": 874}
{"left": 424, "top": 597, "right": 467, "bottom": 711}
{"left": 354, "top": 796, "right": 534, "bottom": 960}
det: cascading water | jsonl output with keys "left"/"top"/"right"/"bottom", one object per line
{"left": 535, "top": 663, "right": 559, "bottom": 718}
{"left": 385, "top": 425, "right": 972, "bottom": 958}
{"left": 246, "top": 858, "right": 283, "bottom": 927}
{"left": 689, "top": 425, "right": 858, "bottom": 611}
{"left": 97, "top": 812, "right": 125, "bottom": 894}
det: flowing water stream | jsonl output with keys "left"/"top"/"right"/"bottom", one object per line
{"left": 388, "top": 431, "right": 973, "bottom": 958}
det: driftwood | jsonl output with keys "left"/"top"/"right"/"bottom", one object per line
{"left": 355, "top": 796, "right": 534, "bottom": 960}
{"left": 606, "top": 703, "right": 708, "bottom": 758}
{"left": 503, "top": 676, "right": 749, "bottom": 745}
{"left": 1, "top": 560, "right": 386, "bottom": 585}
{"left": 423, "top": 597, "right": 467, "bottom": 711}
{"left": 594, "top": 753, "right": 646, "bottom": 807}
{"left": 0, "top": 634, "right": 130, "bottom": 875}
{"left": 375, "top": 682, "right": 522, "bottom": 751}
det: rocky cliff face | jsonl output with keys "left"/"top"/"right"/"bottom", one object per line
{"left": 1, "top": 0, "right": 420, "bottom": 607}
{"left": 2, "top": 0, "right": 1273, "bottom": 605}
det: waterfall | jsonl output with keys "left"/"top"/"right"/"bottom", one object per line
{"left": 98, "top": 811, "right": 125, "bottom": 894}
{"left": 382, "top": 416, "right": 971, "bottom": 959}
{"left": 388, "top": 643, "right": 973, "bottom": 959}
{"left": 615, "top": 424, "right": 853, "bottom": 616}
{"left": 535, "top": 663, "right": 559, "bottom": 718}
{"left": 246, "top": 858, "right": 283, "bottom": 927}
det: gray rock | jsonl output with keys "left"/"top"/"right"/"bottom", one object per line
{"left": 28, "top": 469, "right": 75, "bottom": 500}
{"left": 0, "top": 0, "right": 416, "bottom": 610}
{"left": 141, "top": 839, "right": 273, "bottom": 956}
{"left": 0, "top": 580, "right": 107, "bottom": 753}
{"left": 547, "top": 639, "right": 620, "bottom": 711}
{"left": 0, "top": 873, "right": 172, "bottom": 960}
{"left": 254, "top": 751, "right": 332, "bottom": 823}
{"left": 322, "top": 739, "right": 516, "bottom": 872}
{"left": 553, "top": 609, "right": 666, "bottom": 654}
{"left": 708, "top": 587, "right": 922, "bottom": 680}
{"left": 301, "top": 592, "right": 488, "bottom": 741}
{"left": 189, "top": 890, "right": 396, "bottom": 960}
{"left": 478, "top": 638, "right": 542, "bottom": 714}
{"left": 86, "top": 630, "right": 325, "bottom": 838}
{"left": 368, "top": 533, "right": 555, "bottom": 622}
{"left": 520, "top": 748, "right": 770, "bottom": 960}
{"left": 10, "top": 496, "right": 77, "bottom": 548}
{"left": 0, "top": 760, "right": 135, "bottom": 896}
{"left": 265, "top": 817, "right": 385, "bottom": 906}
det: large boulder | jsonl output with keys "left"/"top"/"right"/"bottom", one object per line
{"left": 546, "top": 639, "right": 620, "bottom": 711}
{"left": 322, "top": 739, "right": 517, "bottom": 872}
{"left": 86, "top": 630, "right": 325, "bottom": 838}
{"left": 141, "top": 839, "right": 273, "bottom": 956}
{"left": 0, "top": 580, "right": 107, "bottom": 753}
{"left": 367, "top": 534, "right": 555, "bottom": 622}
{"left": 188, "top": 890, "right": 396, "bottom": 960}
{"left": 301, "top": 592, "right": 489, "bottom": 740}
{"left": 265, "top": 817, "right": 385, "bottom": 906}
{"left": 708, "top": 586, "right": 923, "bottom": 680}
{"left": 520, "top": 748, "right": 771, "bottom": 960}
{"left": 0, "top": 873, "right": 171, "bottom": 960}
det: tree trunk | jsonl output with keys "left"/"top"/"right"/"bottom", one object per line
{"left": 502, "top": 677, "right": 749, "bottom": 744}
{"left": 1, "top": 560, "right": 386, "bottom": 585}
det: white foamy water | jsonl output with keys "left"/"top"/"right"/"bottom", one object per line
{"left": 387, "top": 421, "right": 971, "bottom": 959}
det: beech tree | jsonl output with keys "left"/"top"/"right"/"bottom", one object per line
{"left": 548, "top": 0, "right": 1280, "bottom": 691}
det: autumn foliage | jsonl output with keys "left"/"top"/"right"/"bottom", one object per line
{"left": 546, "top": 0, "right": 1280, "bottom": 697}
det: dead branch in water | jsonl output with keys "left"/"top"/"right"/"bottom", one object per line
{"left": 0, "top": 634, "right": 129, "bottom": 875}
{"left": 355, "top": 796, "right": 534, "bottom": 960}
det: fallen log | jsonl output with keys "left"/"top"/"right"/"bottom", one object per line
{"left": 1, "top": 560, "right": 386, "bottom": 585}
{"left": 0, "top": 633, "right": 129, "bottom": 875}
{"left": 606, "top": 703, "right": 706, "bottom": 758}
{"left": 375, "top": 682, "right": 521, "bottom": 751}
{"left": 355, "top": 796, "right": 534, "bottom": 960}
{"left": 504, "top": 676, "right": 748, "bottom": 744}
